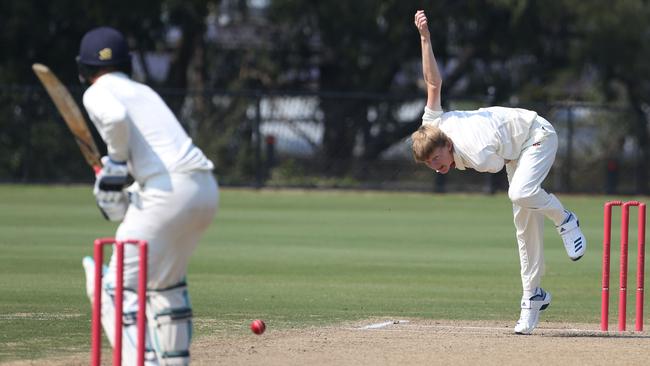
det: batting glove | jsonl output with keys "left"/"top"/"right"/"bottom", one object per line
{"left": 94, "top": 156, "right": 129, "bottom": 221}
{"left": 96, "top": 193, "right": 128, "bottom": 221}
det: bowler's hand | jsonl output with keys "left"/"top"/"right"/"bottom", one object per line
{"left": 414, "top": 10, "right": 430, "bottom": 39}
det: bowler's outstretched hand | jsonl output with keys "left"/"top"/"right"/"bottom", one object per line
{"left": 415, "top": 10, "right": 430, "bottom": 39}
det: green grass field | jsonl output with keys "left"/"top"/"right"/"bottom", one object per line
{"left": 0, "top": 185, "right": 644, "bottom": 362}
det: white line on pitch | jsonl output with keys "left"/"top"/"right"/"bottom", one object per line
{"left": 420, "top": 325, "right": 591, "bottom": 333}
{"left": 354, "top": 323, "right": 595, "bottom": 333}
{"left": 360, "top": 320, "right": 410, "bottom": 329}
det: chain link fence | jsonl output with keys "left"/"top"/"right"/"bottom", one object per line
{"left": 0, "top": 84, "right": 646, "bottom": 194}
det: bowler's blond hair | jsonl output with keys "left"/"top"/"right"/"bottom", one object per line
{"left": 411, "top": 125, "right": 451, "bottom": 163}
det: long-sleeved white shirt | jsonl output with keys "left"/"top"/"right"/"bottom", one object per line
{"left": 422, "top": 106, "right": 551, "bottom": 173}
{"left": 83, "top": 72, "right": 213, "bottom": 184}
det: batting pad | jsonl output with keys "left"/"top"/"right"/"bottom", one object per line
{"left": 103, "top": 283, "right": 158, "bottom": 366}
{"left": 147, "top": 282, "right": 193, "bottom": 365}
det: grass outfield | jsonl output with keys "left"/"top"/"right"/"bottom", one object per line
{"left": 0, "top": 185, "right": 643, "bottom": 362}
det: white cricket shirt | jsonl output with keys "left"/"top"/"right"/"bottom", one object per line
{"left": 421, "top": 106, "right": 548, "bottom": 173}
{"left": 83, "top": 72, "right": 213, "bottom": 183}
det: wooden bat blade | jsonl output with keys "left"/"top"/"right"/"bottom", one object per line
{"left": 32, "top": 63, "right": 102, "bottom": 170}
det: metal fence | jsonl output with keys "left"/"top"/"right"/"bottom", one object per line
{"left": 0, "top": 84, "right": 645, "bottom": 194}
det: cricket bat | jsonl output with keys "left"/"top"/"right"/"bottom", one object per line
{"left": 32, "top": 63, "right": 102, "bottom": 173}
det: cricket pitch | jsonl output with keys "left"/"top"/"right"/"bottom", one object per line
{"left": 4, "top": 319, "right": 648, "bottom": 365}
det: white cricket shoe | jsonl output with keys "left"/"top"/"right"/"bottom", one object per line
{"left": 82, "top": 256, "right": 107, "bottom": 300}
{"left": 556, "top": 210, "right": 586, "bottom": 261}
{"left": 82, "top": 256, "right": 95, "bottom": 299}
{"left": 514, "top": 287, "right": 551, "bottom": 335}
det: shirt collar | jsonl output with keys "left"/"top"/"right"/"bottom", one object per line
{"left": 452, "top": 149, "right": 467, "bottom": 171}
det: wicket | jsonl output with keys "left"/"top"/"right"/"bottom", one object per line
{"left": 601, "top": 201, "right": 646, "bottom": 332}
{"left": 91, "top": 238, "right": 148, "bottom": 366}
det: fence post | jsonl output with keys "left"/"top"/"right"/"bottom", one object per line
{"left": 563, "top": 105, "right": 574, "bottom": 192}
{"left": 254, "top": 94, "right": 263, "bottom": 188}
{"left": 265, "top": 135, "right": 276, "bottom": 180}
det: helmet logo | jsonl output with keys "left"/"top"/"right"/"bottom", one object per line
{"left": 98, "top": 48, "right": 113, "bottom": 61}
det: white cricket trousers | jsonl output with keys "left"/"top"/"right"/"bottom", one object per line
{"left": 114, "top": 170, "right": 218, "bottom": 288}
{"left": 102, "top": 170, "right": 218, "bottom": 365}
{"left": 505, "top": 117, "right": 566, "bottom": 299}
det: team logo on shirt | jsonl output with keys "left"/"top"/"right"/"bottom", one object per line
{"left": 98, "top": 48, "right": 113, "bottom": 61}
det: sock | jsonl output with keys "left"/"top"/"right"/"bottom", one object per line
{"left": 559, "top": 210, "right": 572, "bottom": 226}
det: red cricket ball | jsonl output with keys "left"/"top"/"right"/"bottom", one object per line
{"left": 250, "top": 319, "right": 266, "bottom": 335}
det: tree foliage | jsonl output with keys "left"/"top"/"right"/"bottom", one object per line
{"left": 0, "top": 0, "right": 648, "bottom": 191}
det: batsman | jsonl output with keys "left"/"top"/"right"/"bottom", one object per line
{"left": 78, "top": 27, "right": 218, "bottom": 364}
{"left": 411, "top": 10, "right": 587, "bottom": 334}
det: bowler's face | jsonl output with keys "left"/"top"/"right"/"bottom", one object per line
{"left": 424, "top": 144, "right": 455, "bottom": 174}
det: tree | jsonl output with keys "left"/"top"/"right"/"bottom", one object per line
{"left": 266, "top": 1, "right": 578, "bottom": 175}
{"left": 567, "top": 1, "right": 650, "bottom": 194}
{"left": 2, "top": 1, "right": 648, "bottom": 191}
{"left": 0, "top": 0, "right": 212, "bottom": 181}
